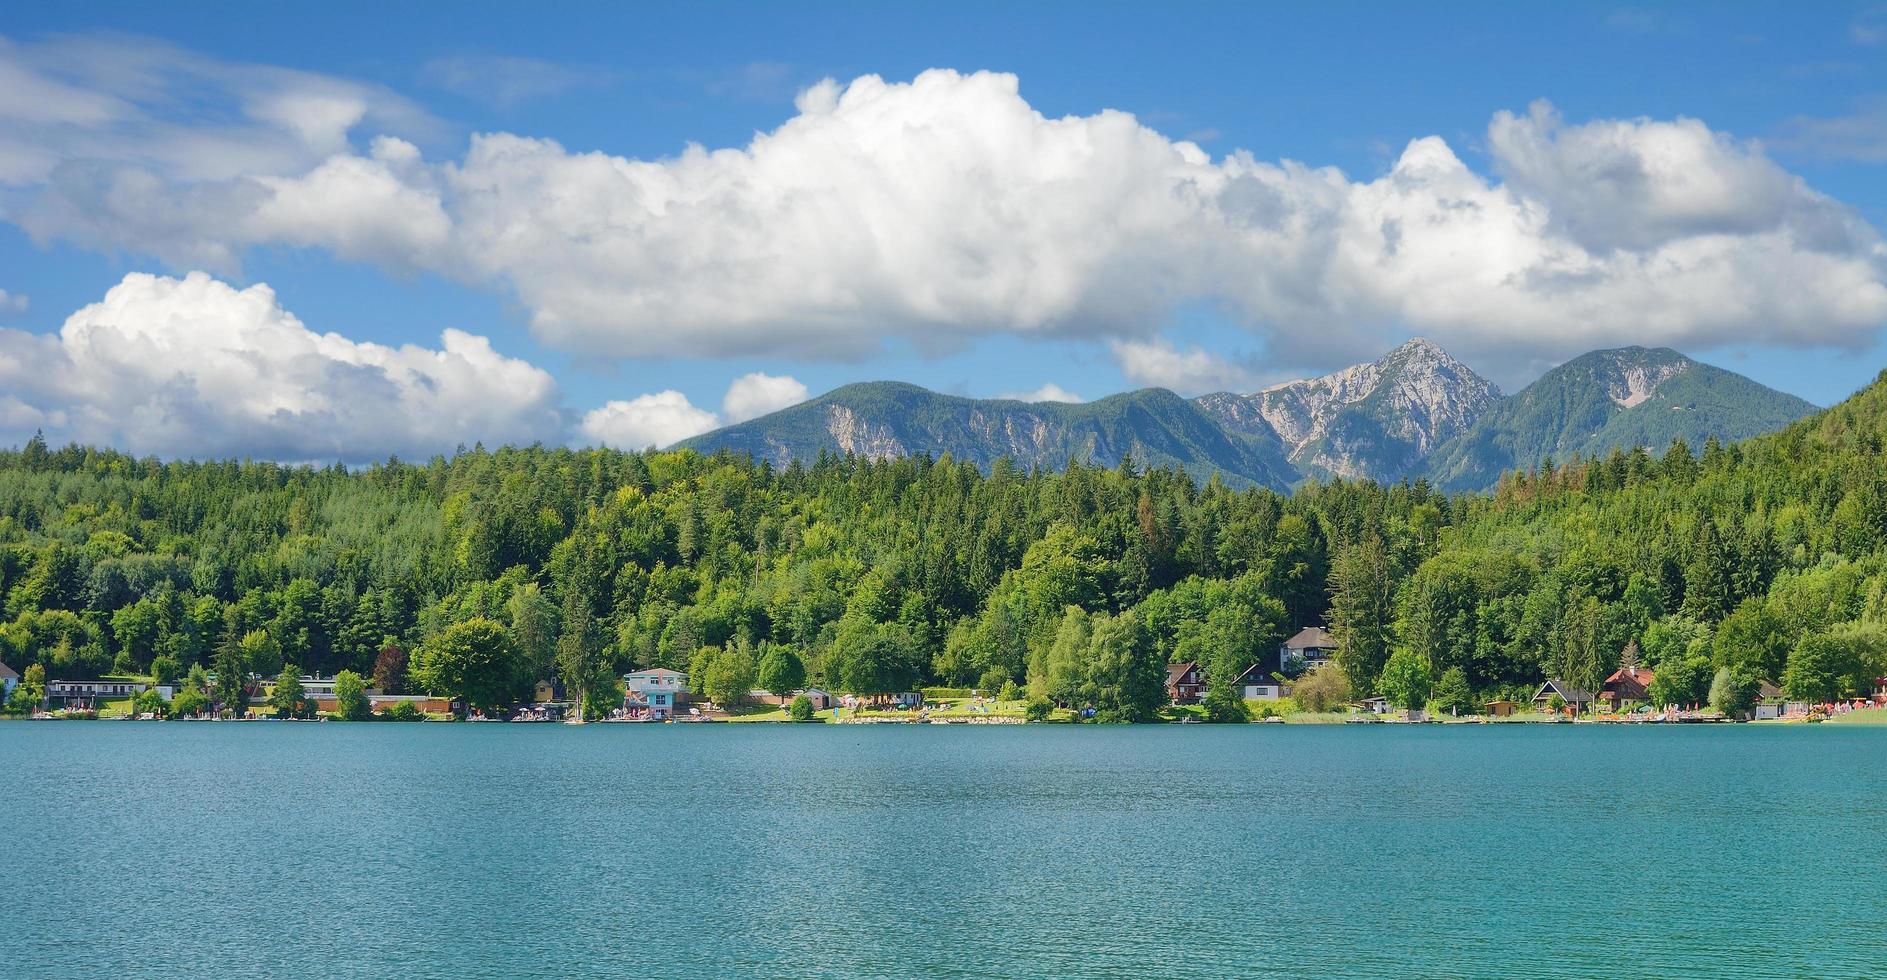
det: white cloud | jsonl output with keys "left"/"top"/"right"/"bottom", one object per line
{"left": 4, "top": 48, "right": 1886, "bottom": 377}
{"left": 579, "top": 371, "right": 809, "bottom": 448}
{"left": 0, "top": 271, "right": 561, "bottom": 461}
{"left": 579, "top": 392, "right": 718, "bottom": 450}
{"left": 999, "top": 383, "right": 1083, "bottom": 403}
{"left": 721, "top": 371, "right": 809, "bottom": 422}
{"left": 0, "top": 288, "right": 25, "bottom": 315}
{"left": 1110, "top": 339, "right": 1256, "bottom": 395}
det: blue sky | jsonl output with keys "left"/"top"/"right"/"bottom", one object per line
{"left": 2, "top": 1, "right": 1886, "bottom": 459}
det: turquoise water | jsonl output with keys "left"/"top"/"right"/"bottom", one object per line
{"left": 5, "top": 723, "right": 1885, "bottom": 978}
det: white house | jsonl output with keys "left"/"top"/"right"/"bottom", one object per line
{"left": 44, "top": 679, "right": 173, "bottom": 710}
{"left": 0, "top": 661, "right": 17, "bottom": 701}
{"left": 1280, "top": 626, "right": 1340, "bottom": 675}
{"left": 1232, "top": 663, "right": 1284, "bottom": 701}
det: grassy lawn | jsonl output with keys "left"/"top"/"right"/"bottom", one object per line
{"left": 1825, "top": 709, "right": 1887, "bottom": 725}
{"left": 724, "top": 704, "right": 790, "bottom": 722}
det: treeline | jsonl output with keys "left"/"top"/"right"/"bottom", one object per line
{"left": 5, "top": 369, "right": 1887, "bottom": 720}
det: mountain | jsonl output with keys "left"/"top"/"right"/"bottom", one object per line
{"left": 681, "top": 345, "right": 1816, "bottom": 493}
{"left": 1196, "top": 338, "right": 1501, "bottom": 482}
{"left": 679, "top": 381, "right": 1299, "bottom": 490}
{"left": 1422, "top": 347, "right": 1817, "bottom": 492}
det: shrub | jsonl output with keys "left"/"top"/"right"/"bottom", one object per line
{"left": 1024, "top": 698, "right": 1053, "bottom": 722}
{"left": 380, "top": 700, "right": 425, "bottom": 722}
{"left": 789, "top": 694, "right": 815, "bottom": 721}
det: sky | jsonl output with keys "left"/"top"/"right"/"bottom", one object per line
{"left": 2, "top": 1, "right": 1887, "bottom": 461}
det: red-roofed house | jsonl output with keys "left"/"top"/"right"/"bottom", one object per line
{"left": 1600, "top": 666, "right": 1655, "bottom": 709}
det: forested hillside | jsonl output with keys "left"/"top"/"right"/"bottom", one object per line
{"left": 3, "top": 366, "right": 1886, "bottom": 720}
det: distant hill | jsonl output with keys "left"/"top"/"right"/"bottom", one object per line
{"left": 1421, "top": 348, "right": 1817, "bottom": 492}
{"left": 681, "top": 345, "right": 1817, "bottom": 493}
{"left": 679, "top": 381, "right": 1299, "bottom": 490}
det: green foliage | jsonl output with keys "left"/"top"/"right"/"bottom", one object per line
{"left": 1648, "top": 655, "right": 1711, "bottom": 708}
{"left": 413, "top": 618, "right": 521, "bottom": 713}
{"left": 1709, "top": 667, "right": 1761, "bottom": 718}
{"left": 1330, "top": 535, "right": 1393, "bottom": 695}
{"left": 1783, "top": 622, "right": 1887, "bottom": 703}
{"left": 756, "top": 644, "right": 806, "bottom": 698}
{"left": 788, "top": 694, "right": 815, "bottom": 721}
{"left": 1429, "top": 666, "right": 1473, "bottom": 716}
{"left": 380, "top": 699, "right": 424, "bottom": 721}
{"left": 212, "top": 630, "right": 248, "bottom": 718}
{"left": 150, "top": 654, "right": 182, "bottom": 687}
{"left": 1378, "top": 648, "right": 1434, "bottom": 710}
{"left": 1024, "top": 697, "right": 1053, "bottom": 722}
{"left": 7, "top": 663, "right": 46, "bottom": 712}
{"left": 268, "top": 666, "right": 315, "bottom": 719}
{"left": 1292, "top": 665, "right": 1351, "bottom": 713}
{"left": 131, "top": 686, "right": 168, "bottom": 717}
{"left": 333, "top": 670, "right": 370, "bottom": 721}
{"left": 580, "top": 666, "right": 622, "bottom": 721}
{"left": 694, "top": 642, "right": 758, "bottom": 708}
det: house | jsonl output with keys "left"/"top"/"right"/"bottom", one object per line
{"left": 1531, "top": 679, "right": 1594, "bottom": 715}
{"left": 798, "top": 688, "right": 836, "bottom": 711}
{"left": 44, "top": 679, "right": 172, "bottom": 710}
{"left": 1359, "top": 695, "right": 1392, "bottom": 715}
{"left": 0, "top": 661, "right": 17, "bottom": 700}
{"left": 1232, "top": 663, "right": 1283, "bottom": 701}
{"left": 1600, "top": 665, "right": 1655, "bottom": 709}
{"left": 532, "top": 679, "right": 568, "bottom": 705}
{"left": 1166, "top": 661, "right": 1205, "bottom": 704}
{"left": 1280, "top": 627, "right": 1339, "bottom": 675}
{"left": 891, "top": 692, "right": 923, "bottom": 709}
{"left": 1484, "top": 699, "right": 1517, "bottom": 717}
{"left": 624, "top": 668, "right": 688, "bottom": 720}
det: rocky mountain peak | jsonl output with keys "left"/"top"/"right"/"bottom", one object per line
{"left": 1242, "top": 339, "right": 1501, "bottom": 477}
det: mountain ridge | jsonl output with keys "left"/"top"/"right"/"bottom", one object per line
{"left": 680, "top": 344, "right": 1817, "bottom": 492}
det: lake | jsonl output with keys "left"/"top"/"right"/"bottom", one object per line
{"left": 5, "top": 722, "right": 1884, "bottom": 978}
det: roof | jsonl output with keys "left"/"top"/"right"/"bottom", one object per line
{"left": 1758, "top": 679, "right": 1783, "bottom": 700}
{"left": 0, "top": 662, "right": 17, "bottom": 681}
{"left": 1534, "top": 679, "right": 1594, "bottom": 702}
{"left": 1232, "top": 662, "right": 1275, "bottom": 685}
{"left": 1602, "top": 666, "right": 1655, "bottom": 690}
{"left": 625, "top": 668, "right": 685, "bottom": 679}
{"left": 1283, "top": 626, "right": 1338, "bottom": 650}
{"left": 1166, "top": 661, "right": 1199, "bottom": 686}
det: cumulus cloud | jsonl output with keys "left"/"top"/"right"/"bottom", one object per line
{"left": 1111, "top": 339, "right": 1256, "bottom": 395}
{"left": 579, "top": 392, "right": 718, "bottom": 450}
{"left": 0, "top": 34, "right": 440, "bottom": 269}
{"left": 579, "top": 371, "right": 811, "bottom": 448}
{"left": 0, "top": 288, "right": 25, "bottom": 315}
{"left": 5, "top": 47, "right": 1886, "bottom": 376}
{"left": 0, "top": 271, "right": 562, "bottom": 460}
{"left": 721, "top": 371, "right": 809, "bottom": 423}
{"left": 999, "top": 383, "right": 1083, "bottom": 403}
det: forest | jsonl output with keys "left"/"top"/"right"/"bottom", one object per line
{"left": 6, "top": 368, "right": 1887, "bottom": 721}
